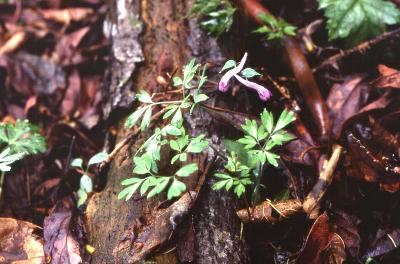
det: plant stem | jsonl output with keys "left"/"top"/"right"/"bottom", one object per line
{"left": 0, "top": 171, "right": 5, "bottom": 202}
{"left": 252, "top": 163, "right": 263, "bottom": 207}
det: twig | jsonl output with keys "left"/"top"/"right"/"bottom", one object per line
{"left": 314, "top": 27, "right": 400, "bottom": 72}
{"left": 302, "top": 144, "right": 343, "bottom": 218}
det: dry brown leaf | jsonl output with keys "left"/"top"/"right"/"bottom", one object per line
{"left": 40, "top": 8, "right": 93, "bottom": 25}
{"left": 0, "top": 218, "right": 44, "bottom": 264}
{"left": 0, "top": 31, "right": 26, "bottom": 54}
{"left": 43, "top": 198, "right": 82, "bottom": 264}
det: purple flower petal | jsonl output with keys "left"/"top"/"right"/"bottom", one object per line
{"left": 218, "top": 53, "right": 248, "bottom": 92}
{"left": 234, "top": 74, "right": 271, "bottom": 101}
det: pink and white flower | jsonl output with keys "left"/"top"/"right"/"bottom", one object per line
{"left": 218, "top": 53, "right": 271, "bottom": 101}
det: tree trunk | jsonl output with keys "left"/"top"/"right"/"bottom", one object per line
{"left": 85, "top": 0, "right": 249, "bottom": 263}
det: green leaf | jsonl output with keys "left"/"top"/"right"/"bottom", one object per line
{"left": 147, "top": 177, "right": 170, "bottom": 198}
{"left": 0, "top": 148, "right": 24, "bottom": 172}
{"left": 170, "top": 140, "right": 180, "bottom": 151}
{"left": 125, "top": 106, "right": 148, "bottom": 128}
{"left": 234, "top": 183, "right": 246, "bottom": 197}
{"left": 140, "top": 176, "right": 157, "bottom": 196}
{"left": 0, "top": 120, "right": 46, "bottom": 156}
{"left": 266, "top": 152, "right": 279, "bottom": 167}
{"left": 194, "top": 93, "right": 209, "bottom": 104}
{"left": 71, "top": 158, "right": 83, "bottom": 169}
{"left": 189, "top": 0, "right": 236, "bottom": 37}
{"left": 118, "top": 180, "right": 143, "bottom": 201}
{"left": 88, "top": 152, "right": 108, "bottom": 166}
{"left": 187, "top": 136, "right": 208, "bottom": 153}
{"left": 167, "top": 179, "right": 186, "bottom": 199}
{"left": 241, "top": 119, "right": 258, "bottom": 139}
{"left": 241, "top": 68, "right": 262, "bottom": 78}
{"left": 171, "top": 153, "right": 187, "bottom": 164}
{"left": 270, "top": 131, "right": 295, "bottom": 145}
{"left": 121, "top": 177, "right": 142, "bottom": 185}
{"left": 163, "top": 105, "right": 179, "bottom": 120}
{"left": 274, "top": 109, "right": 295, "bottom": 132}
{"left": 254, "top": 13, "right": 297, "bottom": 41}
{"left": 237, "top": 136, "right": 257, "bottom": 149}
{"left": 140, "top": 106, "right": 153, "bottom": 130}
{"left": 214, "top": 172, "right": 232, "bottom": 179}
{"left": 319, "top": 0, "right": 400, "bottom": 46}
{"left": 219, "top": 59, "right": 236, "bottom": 73}
{"left": 198, "top": 65, "right": 207, "bottom": 89}
{"left": 136, "top": 90, "right": 153, "bottom": 103}
{"left": 171, "top": 108, "right": 183, "bottom": 125}
{"left": 133, "top": 155, "right": 151, "bottom": 174}
{"left": 176, "top": 163, "right": 198, "bottom": 177}
{"left": 261, "top": 109, "right": 274, "bottom": 134}
{"left": 172, "top": 76, "right": 183, "bottom": 87}
{"left": 77, "top": 189, "right": 88, "bottom": 207}
{"left": 183, "top": 59, "right": 200, "bottom": 89}
{"left": 162, "top": 125, "right": 182, "bottom": 136}
{"left": 80, "top": 174, "right": 93, "bottom": 193}
{"left": 212, "top": 179, "right": 229, "bottom": 190}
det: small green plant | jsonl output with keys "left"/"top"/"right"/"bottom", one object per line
{"left": 0, "top": 120, "right": 46, "bottom": 198}
{"left": 189, "top": 0, "right": 236, "bottom": 37}
{"left": 253, "top": 13, "right": 297, "bottom": 41}
{"left": 118, "top": 59, "right": 209, "bottom": 201}
{"left": 213, "top": 109, "right": 295, "bottom": 205}
{"left": 319, "top": 0, "right": 400, "bottom": 46}
{"left": 71, "top": 152, "right": 108, "bottom": 206}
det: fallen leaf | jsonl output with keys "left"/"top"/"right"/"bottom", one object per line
{"left": 364, "top": 229, "right": 400, "bottom": 259}
{"left": 43, "top": 198, "right": 82, "bottom": 264}
{"left": 0, "top": 31, "right": 26, "bottom": 54}
{"left": 323, "top": 233, "right": 346, "bottom": 264}
{"left": 40, "top": 8, "right": 93, "bottom": 25}
{"left": 326, "top": 75, "right": 369, "bottom": 138}
{"left": 297, "top": 212, "right": 347, "bottom": 264}
{"left": 372, "top": 65, "right": 400, "bottom": 89}
{"left": 331, "top": 210, "right": 360, "bottom": 258}
{"left": 0, "top": 218, "right": 44, "bottom": 264}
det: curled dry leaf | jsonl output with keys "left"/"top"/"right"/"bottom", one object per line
{"left": 236, "top": 199, "right": 303, "bottom": 223}
{"left": 372, "top": 65, "right": 400, "bottom": 89}
{"left": 0, "top": 31, "right": 26, "bottom": 54}
{"left": 40, "top": 8, "right": 94, "bottom": 25}
{"left": 0, "top": 218, "right": 44, "bottom": 264}
{"left": 44, "top": 198, "right": 82, "bottom": 264}
{"left": 323, "top": 233, "right": 346, "bottom": 264}
{"left": 331, "top": 210, "right": 361, "bottom": 258}
{"left": 364, "top": 229, "right": 400, "bottom": 259}
{"left": 343, "top": 116, "right": 400, "bottom": 192}
{"left": 326, "top": 75, "right": 369, "bottom": 138}
{"left": 297, "top": 212, "right": 347, "bottom": 264}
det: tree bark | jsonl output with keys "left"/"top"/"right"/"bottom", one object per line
{"left": 86, "top": 0, "right": 249, "bottom": 263}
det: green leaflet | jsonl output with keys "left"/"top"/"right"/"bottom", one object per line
{"left": 319, "top": 0, "right": 400, "bottom": 46}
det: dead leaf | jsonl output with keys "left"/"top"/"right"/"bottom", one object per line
{"left": 61, "top": 69, "right": 81, "bottom": 116}
{"left": 372, "top": 65, "right": 400, "bottom": 89}
{"left": 331, "top": 210, "right": 360, "bottom": 258}
{"left": 297, "top": 212, "right": 347, "bottom": 264}
{"left": 323, "top": 233, "right": 346, "bottom": 264}
{"left": 364, "top": 229, "right": 400, "bottom": 259}
{"left": 40, "top": 8, "right": 93, "bottom": 25}
{"left": 43, "top": 198, "right": 82, "bottom": 264}
{"left": 326, "top": 75, "right": 369, "bottom": 138}
{"left": 0, "top": 218, "right": 44, "bottom": 264}
{"left": 0, "top": 31, "right": 26, "bottom": 54}
{"left": 236, "top": 199, "right": 303, "bottom": 223}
